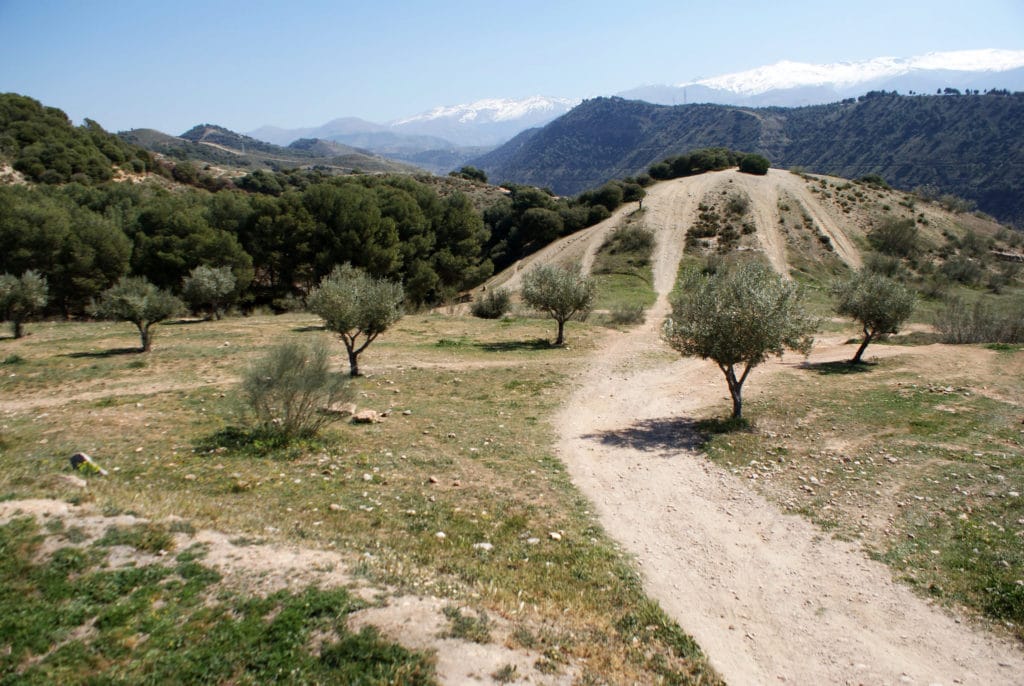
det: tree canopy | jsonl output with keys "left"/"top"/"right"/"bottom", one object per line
{"left": 92, "top": 277, "right": 184, "bottom": 351}
{"left": 663, "top": 262, "right": 817, "bottom": 419}
{"left": 307, "top": 264, "right": 404, "bottom": 376}
{"left": 521, "top": 264, "right": 596, "bottom": 346}
{"left": 0, "top": 270, "right": 48, "bottom": 339}
{"left": 833, "top": 271, "right": 916, "bottom": 363}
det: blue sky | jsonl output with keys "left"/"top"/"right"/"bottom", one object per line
{"left": 1, "top": 0, "right": 1021, "bottom": 134}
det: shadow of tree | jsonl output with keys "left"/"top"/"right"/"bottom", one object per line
{"left": 800, "top": 360, "right": 876, "bottom": 375}
{"left": 582, "top": 417, "right": 704, "bottom": 455}
{"left": 292, "top": 325, "right": 327, "bottom": 332}
{"left": 64, "top": 347, "right": 143, "bottom": 358}
{"left": 475, "top": 338, "right": 553, "bottom": 352}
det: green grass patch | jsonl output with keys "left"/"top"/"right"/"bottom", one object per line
{"left": 0, "top": 516, "right": 435, "bottom": 683}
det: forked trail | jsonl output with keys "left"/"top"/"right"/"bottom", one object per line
{"left": 554, "top": 174, "right": 1023, "bottom": 685}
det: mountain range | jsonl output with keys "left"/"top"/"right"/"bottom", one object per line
{"left": 469, "top": 92, "right": 1024, "bottom": 228}
{"left": 621, "top": 49, "right": 1024, "bottom": 107}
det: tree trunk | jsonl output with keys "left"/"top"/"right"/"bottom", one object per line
{"left": 555, "top": 319, "right": 565, "bottom": 346}
{"left": 728, "top": 380, "right": 743, "bottom": 418}
{"left": 12, "top": 320, "right": 23, "bottom": 339}
{"left": 140, "top": 325, "right": 152, "bottom": 352}
{"left": 347, "top": 348, "right": 360, "bottom": 377}
{"left": 851, "top": 328, "right": 873, "bottom": 364}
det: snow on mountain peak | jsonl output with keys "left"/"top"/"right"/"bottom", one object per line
{"left": 393, "top": 96, "right": 580, "bottom": 126}
{"left": 682, "top": 49, "right": 1024, "bottom": 95}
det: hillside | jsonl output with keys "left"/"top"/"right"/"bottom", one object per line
{"left": 472, "top": 92, "right": 1024, "bottom": 228}
{"left": 0, "top": 92, "right": 156, "bottom": 183}
{"left": 121, "top": 124, "right": 420, "bottom": 175}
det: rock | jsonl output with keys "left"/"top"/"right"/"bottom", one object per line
{"left": 548, "top": 531, "right": 562, "bottom": 541}
{"left": 362, "top": 473, "right": 373, "bottom": 482}
{"left": 402, "top": 410, "right": 412, "bottom": 416}
{"left": 472, "top": 542, "right": 494, "bottom": 551}
{"left": 69, "top": 452, "right": 108, "bottom": 476}
{"left": 324, "top": 402, "right": 357, "bottom": 416}
{"left": 434, "top": 531, "right": 447, "bottom": 540}
{"left": 329, "top": 503, "right": 343, "bottom": 512}
{"left": 428, "top": 476, "right": 439, "bottom": 484}
{"left": 526, "top": 537, "right": 541, "bottom": 545}
{"left": 352, "top": 410, "right": 381, "bottom": 424}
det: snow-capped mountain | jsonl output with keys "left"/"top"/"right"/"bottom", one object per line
{"left": 390, "top": 96, "right": 579, "bottom": 145}
{"left": 620, "top": 49, "right": 1024, "bottom": 107}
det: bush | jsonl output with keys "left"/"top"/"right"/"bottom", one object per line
{"left": 471, "top": 288, "right": 511, "bottom": 319}
{"left": 869, "top": 218, "right": 919, "bottom": 258}
{"left": 241, "top": 340, "right": 349, "bottom": 439}
{"left": 940, "top": 255, "right": 983, "bottom": 285}
{"left": 863, "top": 253, "right": 906, "bottom": 278}
{"left": 934, "top": 298, "right": 1024, "bottom": 344}
{"left": 606, "top": 305, "right": 645, "bottom": 326}
{"left": 738, "top": 154, "right": 770, "bottom": 175}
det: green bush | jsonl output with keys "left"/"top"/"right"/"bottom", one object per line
{"left": 869, "top": 217, "right": 919, "bottom": 258}
{"left": 470, "top": 288, "right": 512, "bottom": 319}
{"left": 738, "top": 154, "right": 770, "bottom": 175}
{"left": 241, "top": 340, "right": 349, "bottom": 439}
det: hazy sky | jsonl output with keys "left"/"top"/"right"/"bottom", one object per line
{"left": 1, "top": 0, "right": 1021, "bottom": 134}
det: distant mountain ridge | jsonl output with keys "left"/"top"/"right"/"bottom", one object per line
{"left": 121, "top": 123, "right": 419, "bottom": 175}
{"left": 245, "top": 96, "right": 578, "bottom": 173}
{"left": 620, "top": 49, "right": 1024, "bottom": 107}
{"left": 471, "top": 92, "right": 1024, "bottom": 227}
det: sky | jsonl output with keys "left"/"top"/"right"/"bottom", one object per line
{"left": 1, "top": 0, "right": 1022, "bottom": 135}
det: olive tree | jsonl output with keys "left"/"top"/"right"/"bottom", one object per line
{"left": 833, "top": 270, "right": 916, "bottom": 364}
{"left": 663, "top": 262, "right": 817, "bottom": 419}
{"left": 521, "top": 264, "right": 596, "bottom": 346}
{"left": 182, "top": 265, "right": 237, "bottom": 320}
{"left": 307, "top": 264, "right": 404, "bottom": 377}
{"left": 0, "top": 270, "right": 48, "bottom": 339}
{"left": 92, "top": 277, "right": 184, "bottom": 351}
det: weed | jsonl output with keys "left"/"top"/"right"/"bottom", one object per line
{"left": 442, "top": 605, "right": 492, "bottom": 643}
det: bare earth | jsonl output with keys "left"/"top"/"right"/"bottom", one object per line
{"left": 555, "top": 172, "right": 1024, "bottom": 685}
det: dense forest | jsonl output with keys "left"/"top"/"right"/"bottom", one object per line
{"left": 0, "top": 94, "right": 651, "bottom": 316}
{"left": 472, "top": 91, "right": 1024, "bottom": 227}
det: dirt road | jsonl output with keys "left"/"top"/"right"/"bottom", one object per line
{"left": 553, "top": 175, "right": 1023, "bottom": 685}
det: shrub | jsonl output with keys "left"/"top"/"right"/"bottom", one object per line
{"left": 604, "top": 225, "right": 655, "bottom": 257}
{"left": 241, "top": 340, "right": 349, "bottom": 439}
{"left": 869, "top": 218, "right": 919, "bottom": 258}
{"left": 738, "top": 154, "right": 770, "bottom": 175}
{"left": 940, "top": 255, "right": 983, "bottom": 285}
{"left": 606, "top": 305, "right": 645, "bottom": 326}
{"left": 471, "top": 288, "right": 511, "bottom": 319}
{"left": 863, "top": 253, "right": 906, "bottom": 278}
{"left": 934, "top": 298, "right": 1024, "bottom": 344}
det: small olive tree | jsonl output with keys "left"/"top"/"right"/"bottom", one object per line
{"left": 92, "top": 277, "right": 184, "bottom": 351}
{"left": 521, "top": 264, "right": 596, "bottom": 346}
{"left": 663, "top": 261, "right": 817, "bottom": 419}
{"left": 182, "top": 265, "right": 237, "bottom": 320}
{"left": 242, "top": 339, "right": 348, "bottom": 439}
{"left": 307, "top": 264, "right": 404, "bottom": 376}
{"left": 0, "top": 270, "right": 48, "bottom": 339}
{"left": 833, "top": 270, "right": 916, "bottom": 363}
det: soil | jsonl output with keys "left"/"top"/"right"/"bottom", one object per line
{"left": 554, "top": 172, "right": 1023, "bottom": 684}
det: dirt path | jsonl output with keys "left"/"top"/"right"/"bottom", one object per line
{"left": 775, "top": 171, "right": 864, "bottom": 269}
{"left": 552, "top": 176, "right": 1023, "bottom": 685}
